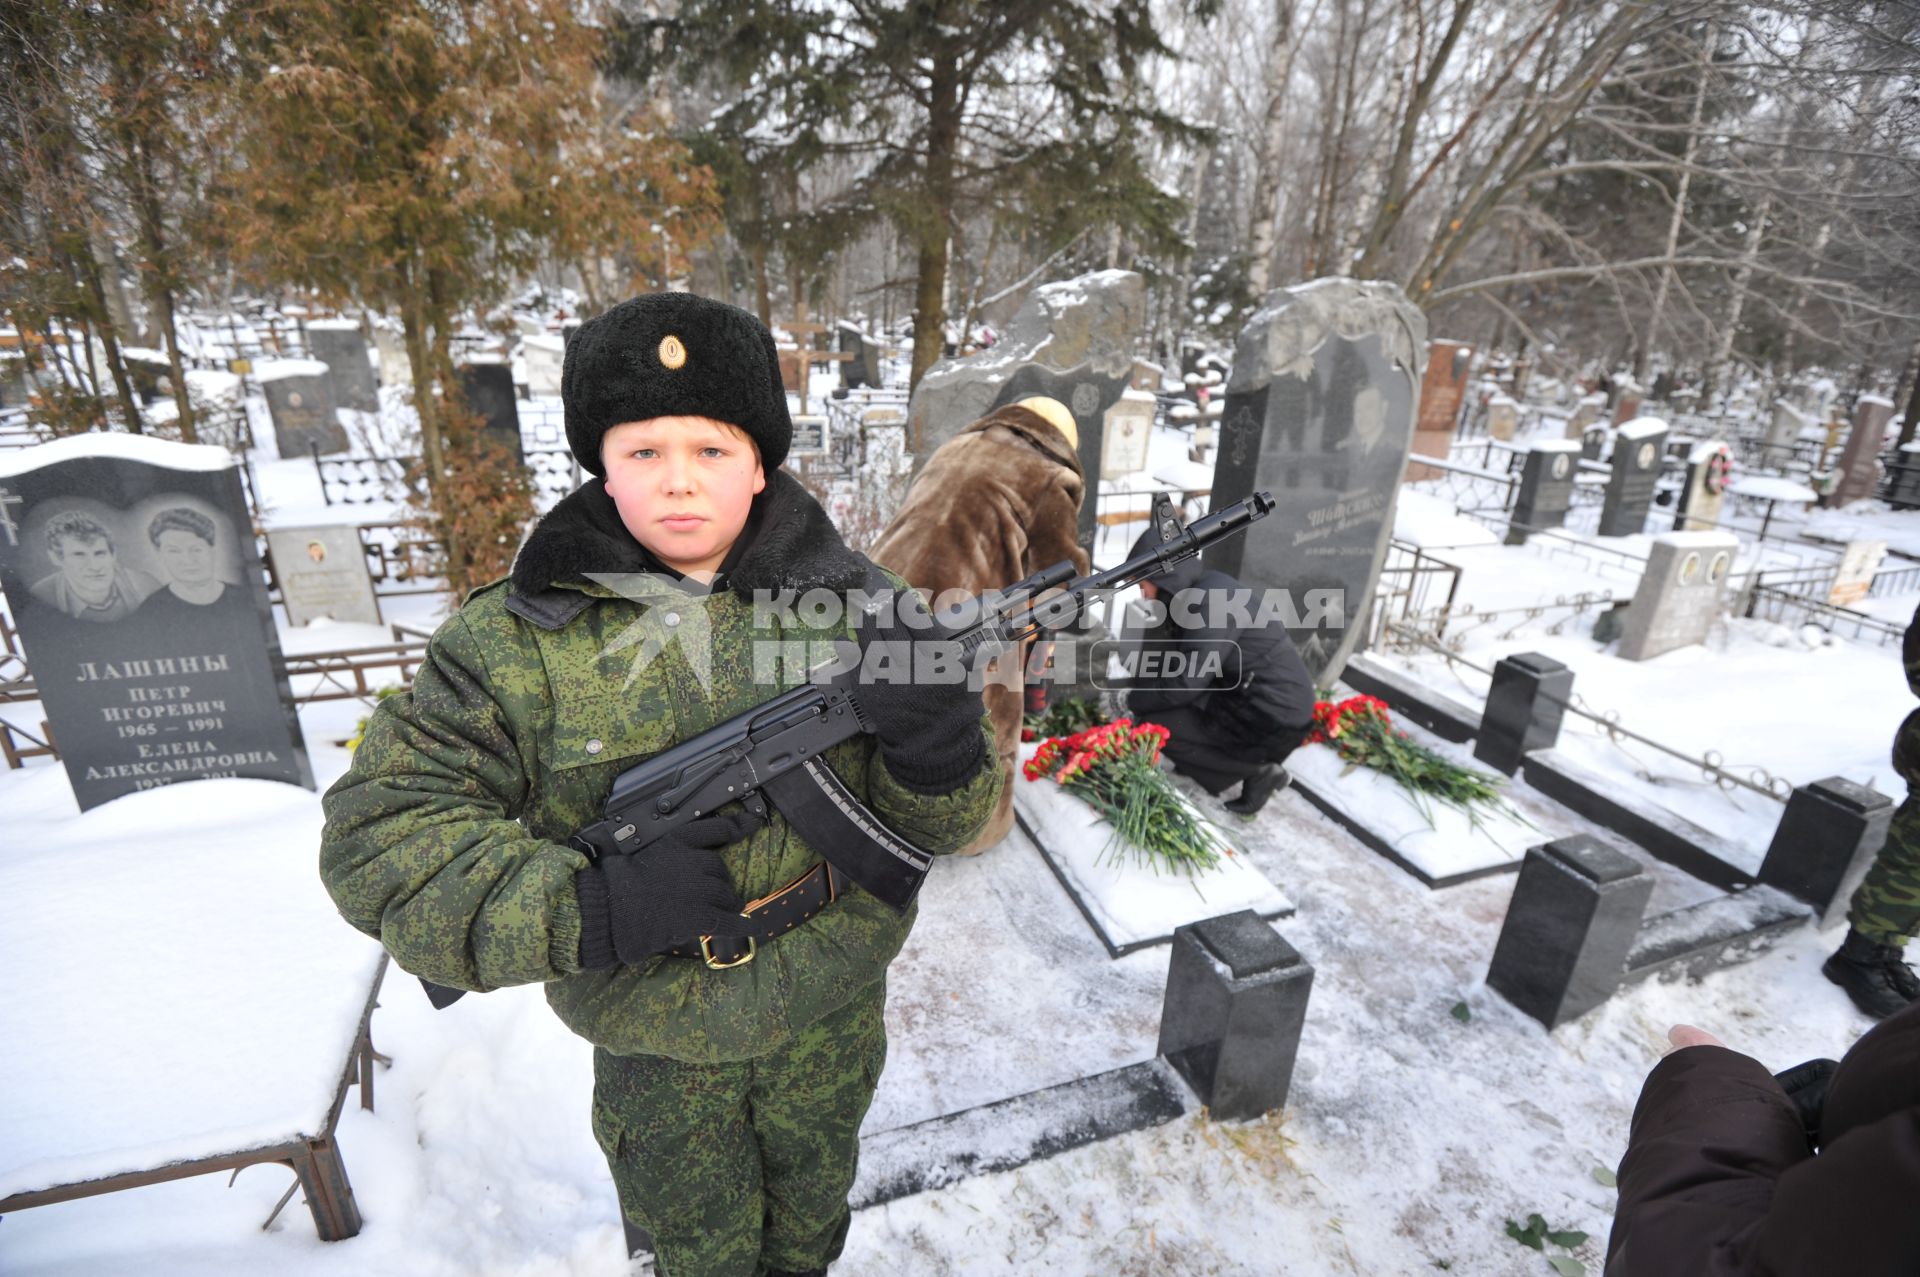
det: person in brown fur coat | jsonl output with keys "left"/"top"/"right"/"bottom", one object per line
{"left": 871, "top": 397, "right": 1090, "bottom": 855}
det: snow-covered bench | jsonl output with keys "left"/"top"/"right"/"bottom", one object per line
{"left": 0, "top": 777, "right": 389, "bottom": 1240}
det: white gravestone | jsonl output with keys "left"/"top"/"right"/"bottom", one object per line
{"left": 521, "top": 333, "right": 566, "bottom": 398}
{"left": 1101, "top": 389, "right": 1155, "bottom": 480}
{"left": 1829, "top": 539, "right": 1887, "bottom": 608}
{"left": 266, "top": 524, "right": 381, "bottom": 627}
{"left": 1673, "top": 440, "right": 1733, "bottom": 532}
{"left": 1618, "top": 531, "right": 1738, "bottom": 661}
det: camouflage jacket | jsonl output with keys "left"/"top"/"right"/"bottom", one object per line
{"left": 320, "top": 472, "right": 1000, "bottom": 1062}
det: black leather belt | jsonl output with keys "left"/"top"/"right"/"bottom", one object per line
{"left": 665, "top": 861, "right": 846, "bottom": 970}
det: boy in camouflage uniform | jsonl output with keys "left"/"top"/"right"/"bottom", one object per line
{"left": 1824, "top": 602, "right": 1920, "bottom": 1018}
{"left": 320, "top": 294, "right": 1000, "bottom": 1276}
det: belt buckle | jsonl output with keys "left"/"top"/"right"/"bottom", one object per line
{"left": 699, "top": 934, "right": 756, "bottom": 970}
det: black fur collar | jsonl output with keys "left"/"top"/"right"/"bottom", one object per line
{"left": 507, "top": 469, "right": 869, "bottom": 625}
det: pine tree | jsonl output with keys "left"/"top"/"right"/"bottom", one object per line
{"left": 621, "top": 0, "right": 1208, "bottom": 389}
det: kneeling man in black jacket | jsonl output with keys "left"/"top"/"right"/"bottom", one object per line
{"left": 1123, "top": 509, "right": 1316, "bottom": 815}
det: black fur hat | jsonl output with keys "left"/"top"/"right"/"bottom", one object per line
{"left": 562, "top": 293, "right": 792, "bottom": 476}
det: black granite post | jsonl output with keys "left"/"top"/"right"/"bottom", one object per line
{"left": 1473, "top": 652, "right": 1573, "bottom": 775}
{"left": 1756, "top": 777, "right": 1897, "bottom": 929}
{"left": 1156, "top": 911, "right": 1314, "bottom": 1121}
{"left": 1486, "top": 836, "right": 1652, "bottom": 1029}
{"left": 456, "top": 362, "right": 525, "bottom": 464}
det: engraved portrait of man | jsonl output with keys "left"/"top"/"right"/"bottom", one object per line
{"left": 29, "top": 510, "right": 159, "bottom": 623}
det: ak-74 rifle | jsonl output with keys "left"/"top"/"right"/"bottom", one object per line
{"left": 419, "top": 491, "right": 1271, "bottom": 1007}
{"left": 570, "top": 490, "right": 1274, "bottom": 912}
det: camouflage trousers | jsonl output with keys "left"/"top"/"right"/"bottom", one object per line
{"left": 591, "top": 980, "right": 888, "bottom": 1277}
{"left": 1848, "top": 792, "right": 1920, "bottom": 947}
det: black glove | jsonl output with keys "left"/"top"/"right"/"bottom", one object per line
{"left": 1773, "top": 1057, "right": 1838, "bottom": 1148}
{"left": 575, "top": 810, "right": 762, "bottom": 969}
{"left": 852, "top": 585, "right": 986, "bottom": 794}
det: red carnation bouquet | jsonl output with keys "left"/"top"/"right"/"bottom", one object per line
{"left": 1024, "top": 717, "right": 1228, "bottom": 875}
{"left": 1310, "top": 692, "right": 1524, "bottom": 830}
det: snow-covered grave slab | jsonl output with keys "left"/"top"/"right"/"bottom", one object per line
{"left": 0, "top": 772, "right": 388, "bottom": 1238}
{"left": 1013, "top": 742, "right": 1294, "bottom": 957}
{"left": 1286, "top": 691, "right": 1538, "bottom": 888}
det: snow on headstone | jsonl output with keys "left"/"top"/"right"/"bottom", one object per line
{"left": 1832, "top": 394, "right": 1895, "bottom": 506}
{"left": 1598, "top": 417, "right": 1668, "bottom": 537}
{"left": 1485, "top": 393, "right": 1520, "bottom": 442}
{"left": 305, "top": 319, "right": 378, "bottom": 413}
{"left": 520, "top": 333, "right": 566, "bottom": 398}
{"left": 255, "top": 357, "right": 347, "bottom": 458}
{"left": 1567, "top": 392, "right": 1608, "bottom": 438}
{"left": 1206, "top": 277, "right": 1426, "bottom": 684}
{"left": 909, "top": 269, "right": 1144, "bottom": 550}
{"left": 1763, "top": 399, "right": 1812, "bottom": 468}
{"left": 1507, "top": 440, "right": 1580, "bottom": 545}
{"left": 0, "top": 434, "right": 313, "bottom": 811}
{"left": 370, "top": 320, "right": 412, "bottom": 391}
{"left": 265, "top": 524, "right": 380, "bottom": 626}
{"left": 1617, "top": 529, "right": 1737, "bottom": 661}
{"left": 1409, "top": 339, "right": 1472, "bottom": 478}
{"left": 1673, "top": 440, "right": 1733, "bottom": 533}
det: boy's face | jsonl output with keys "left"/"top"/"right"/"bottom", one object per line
{"left": 602, "top": 415, "right": 765, "bottom": 578}
{"left": 51, "top": 536, "right": 117, "bottom": 605}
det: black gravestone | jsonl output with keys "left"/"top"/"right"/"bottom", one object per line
{"left": 987, "top": 366, "right": 1124, "bottom": 552}
{"left": 306, "top": 323, "right": 378, "bottom": 412}
{"left": 1506, "top": 444, "right": 1579, "bottom": 545}
{"left": 837, "top": 321, "right": 872, "bottom": 390}
{"left": 457, "top": 362, "right": 525, "bottom": 464}
{"left": 1205, "top": 279, "right": 1425, "bottom": 684}
{"left": 0, "top": 436, "right": 314, "bottom": 811}
{"left": 1597, "top": 425, "right": 1668, "bottom": 537}
{"left": 1757, "top": 776, "right": 1896, "bottom": 929}
{"left": 259, "top": 363, "right": 347, "bottom": 457}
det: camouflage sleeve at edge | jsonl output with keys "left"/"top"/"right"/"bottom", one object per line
{"left": 319, "top": 609, "right": 588, "bottom": 991}
{"left": 866, "top": 715, "right": 1003, "bottom": 855}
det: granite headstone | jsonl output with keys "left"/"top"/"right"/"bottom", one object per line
{"left": 266, "top": 524, "right": 380, "bottom": 627}
{"left": 910, "top": 270, "right": 1144, "bottom": 550}
{"left": 1598, "top": 418, "right": 1668, "bottom": 537}
{"left": 1762, "top": 399, "right": 1813, "bottom": 468}
{"left": 1409, "top": 339, "right": 1472, "bottom": 479}
{"left": 1506, "top": 441, "right": 1580, "bottom": 545}
{"left": 457, "top": 361, "right": 525, "bottom": 464}
{"left": 1205, "top": 277, "right": 1425, "bottom": 684}
{"left": 0, "top": 434, "right": 313, "bottom": 810}
{"left": 255, "top": 358, "right": 348, "bottom": 458}
{"left": 306, "top": 320, "right": 378, "bottom": 412}
{"left": 1617, "top": 530, "right": 1737, "bottom": 661}
{"left": 1485, "top": 394, "right": 1520, "bottom": 442}
{"left": 1833, "top": 394, "right": 1894, "bottom": 506}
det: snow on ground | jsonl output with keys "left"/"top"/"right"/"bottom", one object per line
{"left": 4, "top": 406, "right": 1916, "bottom": 1275}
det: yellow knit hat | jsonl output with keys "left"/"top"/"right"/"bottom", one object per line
{"left": 1016, "top": 396, "right": 1079, "bottom": 451}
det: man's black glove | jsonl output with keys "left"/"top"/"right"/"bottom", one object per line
{"left": 575, "top": 810, "right": 761, "bottom": 970}
{"left": 852, "top": 585, "right": 986, "bottom": 794}
{"left": 1773, "top": 1057, "right": 1839, "bottom": 1148}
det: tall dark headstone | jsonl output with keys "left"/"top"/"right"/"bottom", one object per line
{"left": 257, "top": 359, "right": 348, "bottom": 458}
{"left": 1486, "top": 836, "right": 1652, "bottom": 1029}
{"left": 1597, "top": 419, "right": 1667, "bottom": 537}
{"left": 836, "top": 321, "right": 874, "bottom": 390}
{"left": 1506, "top": 442, "right": 1579, "bottom": 545}
{"left": 1408, "top": 339, "right": 1472, "bottom": 481}
{"left": 457, "top": 362, "right": 525, "bottom": 464}
{"left": 305, "top": 321, "right": 378, "bottom": 413}
{"left": 909, "top": 270, "right": 1143, "bottom": 552}
{"left": 1156, "top": 911, "right": 1314, "bottom": 1122}
{"left": 0, "top": 435, "right": 314, "bottom": 811}
{"left": 1833, "top": 395, "right": 1894, "bottom": 506}
{"left": 1757, "top": 777, "right": 1896, "bottom": 929}
{"left": 1205, "top": 278, "right": 1426, "bottom": 684}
